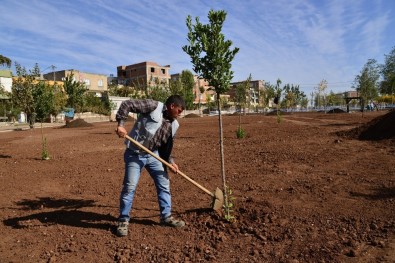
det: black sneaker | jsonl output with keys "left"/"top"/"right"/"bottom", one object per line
{"left": 116, "top": 221, "right": 129, "bottom": 237}
{"left": 160, "top": 216, "right": 185, "bottom": 227}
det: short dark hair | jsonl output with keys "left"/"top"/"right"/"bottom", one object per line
{"left": 166, "top": 95, "right": 186, "bottom": 110}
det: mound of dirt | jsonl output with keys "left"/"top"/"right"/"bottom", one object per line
{"left": 265, "top": 110, "right": 292, "bottom": 116}
{"left": 338, "top": 109, "right": 395, "bottom": 140}
{"left": 327, "top": 108, "right": 346, "bottom": 114}
{"left": 184, "top": 113, "right": 201, "bottom": 118}
{"left": 63, "top": 118, "right": 93, "bottom": 128}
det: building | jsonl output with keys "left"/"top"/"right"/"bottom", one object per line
{"left": 343, "top": 91, "right": 359, "bottom": 98}
{"left": 0, "top": 70, "right": 13, "bottom": 92}
{"left": 229, "top": 80, "right": 265, "bottom": 108}
{"left": 117, "top": 62, "right": 171, "bottom": 88}
{"left": 43, "top": 69, "right": 108, "bottom": 96}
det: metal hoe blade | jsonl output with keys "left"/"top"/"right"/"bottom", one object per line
{"left": 212, "top": 187, "right": 224, "bottom": 212}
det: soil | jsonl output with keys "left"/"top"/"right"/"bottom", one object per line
{"left": 0, "top": 110, "right": 394, "bottom": 263}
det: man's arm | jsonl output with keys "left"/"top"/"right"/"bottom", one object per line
{"left": 116, "top": 99, "right": 158, "bottom": 127}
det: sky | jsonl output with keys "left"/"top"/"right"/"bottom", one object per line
{"left": 1, "top": 0, "right": 394, "bottom": 95}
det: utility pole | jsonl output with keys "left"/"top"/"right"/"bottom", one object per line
{"left": 51, "top": 65, "right": 56, "bottom": 123}
{"left": 51, "top": 65, "right": 56, "bottom": 82}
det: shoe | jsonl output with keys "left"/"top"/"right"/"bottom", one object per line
{"left": 116, "top": 221, "right": 129, "bottom": 237}
{"left": 160, "top": 216, "right": 185, "bottom": 227}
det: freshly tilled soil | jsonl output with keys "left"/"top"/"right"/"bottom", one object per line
{"left": 0, "top": 110, "right": 394, "bottom": 262}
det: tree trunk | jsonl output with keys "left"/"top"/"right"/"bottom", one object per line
{"left": 217, "top": 96, "right": 228, "bottom": 212}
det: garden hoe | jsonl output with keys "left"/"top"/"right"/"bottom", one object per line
{"left": 124, "top": 135, "right": 224, "bottom": 213}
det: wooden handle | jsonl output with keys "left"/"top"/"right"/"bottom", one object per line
{"left": 124, "top": 135, "right": 214, "bottom": 197}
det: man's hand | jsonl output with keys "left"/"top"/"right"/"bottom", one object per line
{"left": 170, "top": 162, "right": 179, "bottom": 174}
{"left": 116, "top": 126, "right": 127, "bottom": 138}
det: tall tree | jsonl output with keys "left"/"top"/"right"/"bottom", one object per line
{"left": 262, "top": 82, "right": 275, "bottom": 109}
{"left": 33, "top": 81, "right": 55, "bottom": 123}
{"left": 183, "top": 9, "right": 239, "bottom": 220}
{"left": 380, "top": 46, "right": 395, "bottom": 104}
{"left": 0, "top": 55, "right": 12, "bottom": 68}
{"left": 353, "top": 59, "right": 380, "bottom": 111}
{"left": 146, "top": 83, "right": 171, "bottom": 103}
{"left": 180, "top": 70, "right": 195, "bottom": 110}
{"left": 274, "top": 78, "right": 282, "bottom": 118}
{"left": 63, "top": 72, "right": 87, "bottom": 112}
{"left": 169, "top": 79, "right": 183, "bottom": 96}
{"left": 12, "top": 62, "right": 36, "bottom": 127}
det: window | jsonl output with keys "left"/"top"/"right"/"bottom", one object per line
{"left": 161, "top": 68, "right": 165, "bottom": 74}
{"left": 98, "top": 79, "right": 103, "bottom": 87}
{"left": 151, "top": 67, "right": 155, "bottom": 73}
{"left": 84, "top": 79, "right": 90, "bottom": 85}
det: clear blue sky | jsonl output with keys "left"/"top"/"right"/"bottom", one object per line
{"left": 1, "top": 0, "right": 394, "bottom": 94}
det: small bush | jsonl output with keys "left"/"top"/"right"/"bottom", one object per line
{"left": 41, "top": 137, "right": 50, "bottom": 160}
{"left": 276, "top": 112, "right": 282, "bottom": 123}
{"left": 224, "top": 185, "right": 236, "bottom": 222}
{"left": 236, "top": 127, "right": 245, "bottom": 138}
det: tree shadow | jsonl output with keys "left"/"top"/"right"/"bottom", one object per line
{"left": 350, "top": 186, "right": 395, "bottom": 200}
{"left": 0, "top": 154, "right": 12, "bottom": 158}
{"left": 15, "top": 197, "right": 98, "bottom": 210}
{"left": 4, "top": 210, "right": 116, "bottom": 230}
{"left": 3, "top": 197, "right": 116, "bottom": 231}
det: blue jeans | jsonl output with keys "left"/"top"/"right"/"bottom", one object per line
{"left": 119, "top": 149, "right": 172, "bottom": 222}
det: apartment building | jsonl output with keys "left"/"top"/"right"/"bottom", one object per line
{"left": 43, "top": 69, "right": 108, "bottom": 96}
{"left": 229, "top": 80, "right": 265, "bottom": 107}
{"left": 117, "top": 61, "right": 171, "bottom": 88}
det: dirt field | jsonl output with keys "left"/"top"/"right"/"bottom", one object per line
{"left": 0, "top": 110, "right": 394, "bottom": 263}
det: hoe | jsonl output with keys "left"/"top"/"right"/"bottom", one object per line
{"left": 125, "top": 135, "right": 224, "bottom": 213}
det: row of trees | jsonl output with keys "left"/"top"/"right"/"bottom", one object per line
{"left": 0, "top": 60, "right": 112, "bottom": 127}
{"left": 353, "top": 46, "right": 395, "bottom": 109}
{"left": 310, "top": 46, "right": 395, "bottom": 110}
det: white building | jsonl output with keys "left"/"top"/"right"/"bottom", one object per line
{"left": 0, "top": 70, "right": 13, "bottom": 92}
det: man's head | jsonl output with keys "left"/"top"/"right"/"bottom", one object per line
{"left": 165, "top": 95, "right": 185, "bottom": 120}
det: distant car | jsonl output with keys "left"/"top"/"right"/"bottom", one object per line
{"left": 209, "top": 110, "right": 219, "bottom": 116}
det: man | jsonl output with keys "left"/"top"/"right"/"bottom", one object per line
{"left": 115, "top": 95, "right": 186, "bottom": 237}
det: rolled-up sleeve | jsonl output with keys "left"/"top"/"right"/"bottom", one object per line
{"left": 116, "top": 99, "right": 158, "bottom": 127}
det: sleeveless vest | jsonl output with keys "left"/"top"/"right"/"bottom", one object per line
{"left": 125, "top": 102, "right": 179, "bottom": 152}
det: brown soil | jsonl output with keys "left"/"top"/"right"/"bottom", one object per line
{"left": 63, "top": 118, "right": 93, "bottom": 128}
{"left": 184, "top": 113, "right": 201, "bottom": 118}
{"left": 1, "top": 111, "right": 394, "bottom": 263}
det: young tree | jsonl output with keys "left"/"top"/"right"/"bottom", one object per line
{"left": 235, "top": 75, "right": 251, "bottom": 139}
{"left": 353, "top": 59, "right": 380, "bottom": 111}
{"left": 315, "top": 79, "right": 328, "bottom": 110}
{"left": 33, "top": 81, "right": 55, "bottom": 159}
{"left": 183, "top": 9, "right": 239, "bottom": 220}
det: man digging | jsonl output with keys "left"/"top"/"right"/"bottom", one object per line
{"left": 115, "top": 95, "right": 186, "bottom": 237}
